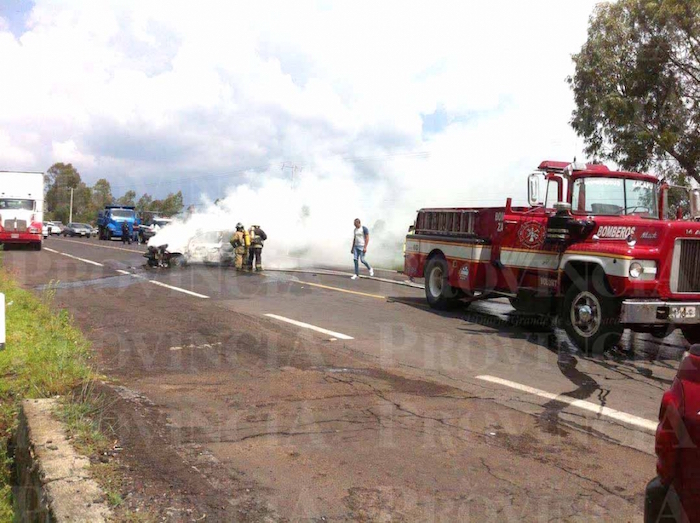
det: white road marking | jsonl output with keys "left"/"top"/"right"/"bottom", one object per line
{"left": 44, "top": 247, "right": 104, "bottom": 266}
{"left": 148, "top": 279, "right": 209, "bottom": 299}
{"left": 265, "top": 268, "right": 422, "bottom": 289}
{"left": 476, "top": 375, "right": 658, "bottom": 432}
{"left": 264, "top": 313, "right": 354, "bottom": 340}
{"left": 169, "top": 342, "right": 222, "bottom": 351}
{"left": 56, "top": 237, "right": 142, "bottom": 254}
{"left": 116, "top": 269, "right": 209, "bottom": 298}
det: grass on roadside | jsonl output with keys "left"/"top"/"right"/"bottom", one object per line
{"left": 0, "top": 271, "right": 94, "bottom": 522}
{"left": 58, "top": 383, "right": 126, "bottom": 511}
{"left": 55, "top": 364, "right": 156, "bottom": 522}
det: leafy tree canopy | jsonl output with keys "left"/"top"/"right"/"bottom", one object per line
{"left": 569, "top": 0, "right": 700, "bottom": 184}
{"left": 115, "top": 190, "right": 136, "bottom": 207}
{"left": 92, "top": 178, "right": 113, "bottom": 209}
{"left": 44, "top": 164, "right": 187, "bottom": 223}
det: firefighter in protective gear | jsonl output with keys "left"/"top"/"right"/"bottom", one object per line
{"left": 242, "top": 227, "right": 252, "bottom": 270}
{"left": 247, "top": 225, "right": 267, "bottom": 271}
{"left": 230, "top": 223, "right": 247, "bottom": 270}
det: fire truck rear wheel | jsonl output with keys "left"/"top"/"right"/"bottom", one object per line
{"left": 562, "top": 279, "right": 623, "bottom": 355}
{"left": 681, "top": 326, "right": 700, "bottom": 345}
{"left": 425, "top": 257, "right": 462, "bottom": 310}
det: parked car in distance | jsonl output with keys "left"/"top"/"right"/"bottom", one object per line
{"left": 645, "top": 344, "right": 700, "bottom": 522}
{"left": 138, "top": 217, "right": 172, "bottom": 244}
{"left": 51, "top": 221, "right": 64, "bottom": 235}
{"left": 44, "top": 221, "right": 62, "bottom": 235}
{"left": 62, "top": 223, "right": 92, "bottom": 238}
{"left": 90, "top": 225, "right": 98, "bottom": 237}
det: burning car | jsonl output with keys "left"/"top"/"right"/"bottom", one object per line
{"left": 145, "top": 228, "right": 234, "bottom": 268}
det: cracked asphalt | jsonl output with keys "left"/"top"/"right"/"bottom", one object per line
{"left": 4, "top": 236, "right": 689, "bottom": 521}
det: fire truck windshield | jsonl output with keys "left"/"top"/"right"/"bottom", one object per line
{"left": 572, "top": 177, "right": 659, "bottom": 218}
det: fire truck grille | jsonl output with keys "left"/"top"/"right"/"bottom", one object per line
{"left": 678, "top": 240, "right": 700, "bottom": 293}
{"left": 4, "top": 220, "right": 27, "bottom": 232}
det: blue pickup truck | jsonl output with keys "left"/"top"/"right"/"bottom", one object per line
{"left": 97, "top": 206, "right": 140, "bottom": 241}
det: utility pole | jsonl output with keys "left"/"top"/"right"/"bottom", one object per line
{"left": 69, "top": 188, "right": 74, "bottom": 223}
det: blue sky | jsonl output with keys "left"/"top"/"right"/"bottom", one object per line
{"left": 0, "top": 0, "right": 33, "bottom": 36}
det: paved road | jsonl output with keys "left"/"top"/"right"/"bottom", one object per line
{"left": 5, "top": 236, "right": 688, "bottom": 521}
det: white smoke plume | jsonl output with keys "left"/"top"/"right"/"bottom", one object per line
{"left": 150, "top": 111, "right": 583, "bottom": 270}
{"left": 151, "top": 162, "right": 408, "bottom": 270}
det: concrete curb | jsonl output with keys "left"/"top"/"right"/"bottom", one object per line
{"left": 13, "top": 398, "right": 112, "bottom": 522}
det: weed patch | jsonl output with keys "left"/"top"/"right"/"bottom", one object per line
{"left": 0, "top": 272, "right": 93, "bottom": 521}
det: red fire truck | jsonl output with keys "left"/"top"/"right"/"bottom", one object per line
{"left": 404, "top": 160, "right": 700, "bottom": 353}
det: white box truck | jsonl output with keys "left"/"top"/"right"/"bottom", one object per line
{"left": 0, "top": 171, "right": 44, "bottom": 250}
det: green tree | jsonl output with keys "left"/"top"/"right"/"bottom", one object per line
{"left": 115, "top": 190, "right": 136, "bottom": 207}
{"left": 45, "top": 163, "right": 80, "bottom": 217}
{"left": 92, "top": 179, "right": 113, "bottom": 209}
{"left": 136, "top": 193, "right": 153, "bottom": 212}
{"left": 569, "top": 0, "right": 700, "bottom": 184}
{"left": 72, "top": 182, "right": 93, "bottom": 224}
{"left": 150, "top": 191, "right": 184, "bottom": 216}
{"left": 44, "top": 163, "right": 91, "bottom": 223}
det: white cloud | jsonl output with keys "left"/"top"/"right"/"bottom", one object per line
{"left": 0, "top": 0, "right": 603, "bottom": 265}
{"left": 0, "top": 130, "right": 36, "bottom": 166}
{"left": 51, "top": 139, "right": 96, "bottom": 168}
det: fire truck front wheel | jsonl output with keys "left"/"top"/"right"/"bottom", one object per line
{"left": 562, "top": 280, "right": 623, "bottom": 355}
{"left": 425, "top": 257, "right": 463, "bottom": 310}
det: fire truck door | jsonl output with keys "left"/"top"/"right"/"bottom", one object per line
{"left": 488, "top": 211, "right": 520, "bottom": 291}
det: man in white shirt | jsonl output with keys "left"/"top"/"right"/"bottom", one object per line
{"left": 350, "top": 218, "right": 374, "bottom": 280}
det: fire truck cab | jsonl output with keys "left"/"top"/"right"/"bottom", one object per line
{"left": 404, "top": 160, "right": 700, "bottom": 353}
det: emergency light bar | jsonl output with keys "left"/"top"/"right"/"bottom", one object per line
{"left": 537, "top": 160, "right": 610, "bottom": 174}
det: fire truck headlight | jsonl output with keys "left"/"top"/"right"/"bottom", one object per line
{"left": 629, "top": 262, "right": 644, "bottom": 279}
{"left": 628, "top": 261, "right": 657, "bottom": 279}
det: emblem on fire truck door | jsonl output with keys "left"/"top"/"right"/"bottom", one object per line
{"left": 517, "top": 221, "right": 546, "bottom": 249}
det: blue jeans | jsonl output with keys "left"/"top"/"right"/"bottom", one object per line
{"left": 353, "top": 246, "right": 371, "bottom": 275}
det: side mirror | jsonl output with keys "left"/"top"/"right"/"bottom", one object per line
{"left": 528, "top": 173, "right": 543, "bottom": 207}
{"left": 691, "top": 189, "right": 700, "bottom": 220}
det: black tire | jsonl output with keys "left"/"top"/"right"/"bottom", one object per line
{"left": 33, "top": 242, "right": 42, "bottom": 251}
{"left": 681, "top": 326, "right": 700, "bottom": 345}
{"left": 170, "top": 254, "right": 186, "bottom": 268}
{"left": 561, "top": 273, "right": 623, "bottom": 354}
{"left": 509, "top": 297, "right": 526, "bottom": 312}
{"left": 147, "top": 258, "right": 158, "bottom": 268}
{"left": 424, "top": 257, "right": 462, "bottom": 310}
